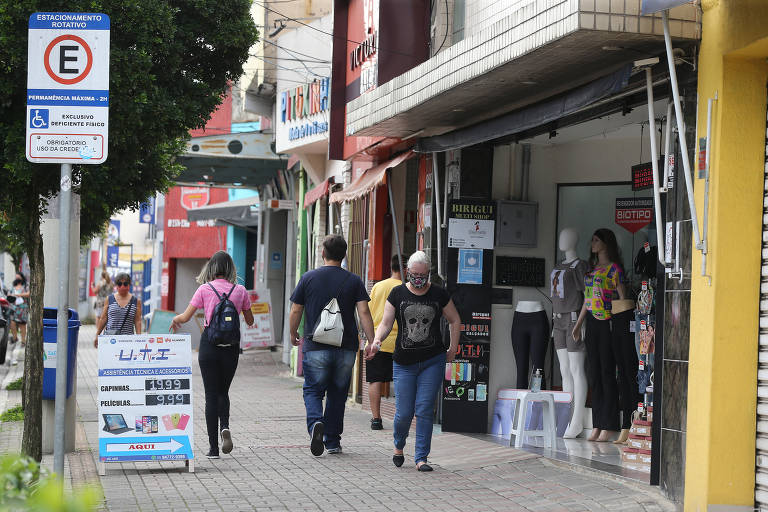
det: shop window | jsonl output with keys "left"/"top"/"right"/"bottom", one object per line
{"left": 556, "top": 183, "right": 657, "bottom": 290}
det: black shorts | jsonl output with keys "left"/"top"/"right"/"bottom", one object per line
{"left": 365, "top": 350, "right": 393, "bottom": 383}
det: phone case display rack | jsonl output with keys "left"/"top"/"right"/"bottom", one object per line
{"left": 621, "top": 278, "right": 655, "bottom": 473}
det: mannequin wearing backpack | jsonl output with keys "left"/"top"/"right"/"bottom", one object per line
{"left": 171, "top": 251, "right": 254, "bottom": 459}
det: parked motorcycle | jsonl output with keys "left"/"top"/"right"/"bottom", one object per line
{"left": 0, "top": 287, "right": 11, "bottom": 364}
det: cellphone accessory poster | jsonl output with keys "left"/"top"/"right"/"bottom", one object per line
{"left": 98, "top": 334, "right": 194, "bottom": 462}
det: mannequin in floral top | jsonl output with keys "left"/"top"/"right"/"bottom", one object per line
{"left": 572, "top": 229, "right": 626, "bottom": 442}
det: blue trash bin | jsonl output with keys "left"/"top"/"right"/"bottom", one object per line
{"left": 42, "top": 307, "right": 79, "bottom": 400}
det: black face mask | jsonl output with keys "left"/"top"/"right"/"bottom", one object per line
{"left": 12, "top": 279, "right": 21, "bottom": 287}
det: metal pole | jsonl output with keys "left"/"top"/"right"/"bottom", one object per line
{"left": 661, "top": 101, "right": 673, "bottom": 192}
{"left": 662, "top": 10, "right": 702, "bottom": 250}
{"left": 54, "top": 163, "right": 72, "bottom": 476}
{"left": 701, "top": 94, "right": 716, "bottom": 277}
{"left": 386, "top": 168, "right": 405, "bottom": 284}
{"left": 644, "top": 68, "right": 666, "bottom": 265}
{"left": 432, "top": 153, "right": 445, "bottom": 280}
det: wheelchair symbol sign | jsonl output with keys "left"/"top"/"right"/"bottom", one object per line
{"left": 30, "top": 109, "right": 49, "bottom": 129}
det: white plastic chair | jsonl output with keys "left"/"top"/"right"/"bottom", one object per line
{"left": 509, "top": 391, "right": 557, "bottom": 449}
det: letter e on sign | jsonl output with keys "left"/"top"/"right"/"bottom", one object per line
{"left": 44, "top": 34, "right": 93, "bottom": 84}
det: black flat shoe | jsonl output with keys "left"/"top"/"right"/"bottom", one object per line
{"left": 392, "top": 454, "right": 404, "bottom": 467}
{"left": 310, "top": 422, "right": 325, "bottom": 456}
{"left": 417, "top": 463, "right": 433, "bottom": 472}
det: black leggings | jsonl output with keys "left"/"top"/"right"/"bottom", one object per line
{"left": 510, "top": 311, "right": 550, "bottom": 389}
{"left": 198, "top": 328, "right": 239, "bottom": 451}
{"left": 584, "top": 314, "right": 619, "bottom": 431}
{"left": 611, "top": 310, "right": 642, "bottom": 429}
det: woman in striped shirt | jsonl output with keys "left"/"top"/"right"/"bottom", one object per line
{"left": 94, "top": 272, "right": 142, "bottom": 347}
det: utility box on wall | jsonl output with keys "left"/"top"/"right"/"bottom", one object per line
{"left": 495, "top": 201, "right": 538, "bottom": 247}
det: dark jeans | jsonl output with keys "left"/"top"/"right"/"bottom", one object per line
{"left": 511, "top": 311, "right": 549, "bottom": 389}
{"left": 198, "top": 327, "right": 239, "bottom": 452}
{"left": 302, "top": 348, "right": 356, "bottom": 449}
{"left": 611, "top": 310, "right": 642, "bottom": 429}
{"left": 584, "top": 313, "right": 619, "bottom": 431}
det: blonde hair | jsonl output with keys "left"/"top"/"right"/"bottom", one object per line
{"left": 196, "top": 251, "right": 238, "bottom": 284}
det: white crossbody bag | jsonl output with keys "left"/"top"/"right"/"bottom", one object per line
{"left": 312, "top": 273, "right": 351, "bottom": 347}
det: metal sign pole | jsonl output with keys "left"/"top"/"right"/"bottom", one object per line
{"left": 662, "top": 10, "right": 702, "bottom": 250}
{"left": 53, "top": 163, "right": 72, "bottom": 476}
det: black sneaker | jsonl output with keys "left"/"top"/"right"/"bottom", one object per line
{"left": 370, "top": 418, "right": 383, "bottom": 430}
{"left": 221, "top": 428, "right": 233, "bottom": 454}
{"left": 326, "top": 446, "right": 342, "bottom": 454}
{"left": 206, "top": 450, "right": 220, "bottom": 459}
{"left": 310, "top": 422, "right": 325, "bottom": 456}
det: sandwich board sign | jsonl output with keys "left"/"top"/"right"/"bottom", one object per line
{"left": 26, "top": 13, "right": 110, "bottom": 164}
{"left": 97, "top": 334, "right": 195, "bottom": 474}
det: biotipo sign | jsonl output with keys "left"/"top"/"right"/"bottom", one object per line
{"left": 278, "top": 77, "right": 329, "bottom": 145}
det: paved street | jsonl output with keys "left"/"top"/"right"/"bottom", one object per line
{"left": 0, "top": 326, "right": 676, "bottom": 511}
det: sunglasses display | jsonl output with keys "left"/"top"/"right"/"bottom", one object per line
{"left": 116, "top": 281, "right": 130, "bottom": 287}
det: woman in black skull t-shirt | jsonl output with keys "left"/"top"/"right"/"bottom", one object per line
{"left": 365, "top": 251, "right": 460, "bottom": 472}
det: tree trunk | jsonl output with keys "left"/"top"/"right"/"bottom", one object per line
{"left": 22, "top": 210, "right": 44, "bottom": 462}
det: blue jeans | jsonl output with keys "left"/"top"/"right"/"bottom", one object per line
{"left": 302, "top": 348, "right": 357, "bottom": 449}
{"left": 393, "top": 352, "right": 446, "bottom": 464}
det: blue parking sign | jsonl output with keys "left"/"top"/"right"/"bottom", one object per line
{"left": 29, "top": 108, "right": 49, "bottom": 129}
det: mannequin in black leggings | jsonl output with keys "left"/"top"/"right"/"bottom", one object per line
{"left": 572, "top": 229, "right": 626, "bottom": 442}
{"left": 510, "top": 300, "right": 549, "bottom": 389}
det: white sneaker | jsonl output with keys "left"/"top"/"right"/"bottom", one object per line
{"left": 221, "top": 429, "right": 233, "bottom": 454}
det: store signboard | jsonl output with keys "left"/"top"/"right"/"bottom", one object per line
{"left": 615, "top": 197, "right": 654, "bottom": 234}
{"left": 631, "top": 160, "right": 662, "bottom": 191}
{"left": 448, "top": 219, "right": 494, "bottom": 249}
{"left": 444, "top": 199, "right": 495, "bottom": 433}
{"left": 97, "top": 334, "right": 194, "bottom": 464}
{"left": 180, "top": 186, "right": 210, "bottom": 210}
{"left": 241, "top": 287, "right": 275, "bottom": 348}
{"left": 640, "top": 0, "right": 690, "bottom": 15}
{"left": 139, "top": 198, "right": 155, "bottom": 224}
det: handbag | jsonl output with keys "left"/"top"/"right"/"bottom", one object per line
{"left": 103, "top": 296, "right": 136, "bottom": 335}
{"left": 312, "top": 273, "right": 352, "bottom": 347}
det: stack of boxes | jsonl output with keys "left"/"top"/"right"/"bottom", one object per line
{"left": 621, "top": 409, "right": 652, "bottom": 473}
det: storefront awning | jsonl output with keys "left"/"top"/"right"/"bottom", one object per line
{"left": 175, "top": 132, "right": 284, "bottom": 188}
{"left": 414, "top": 65, "right": 632, "bottom": 153}
{"left": 186, "top": 196, "right": 259, "bottom": 229}
{"left": 329, "top": 151, "right": 414, "bottom": 203}
{"left": 304, "top": 178, "right": 334, "bottom": 208}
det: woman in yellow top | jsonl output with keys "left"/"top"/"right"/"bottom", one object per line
{"left": 364, "top": 254, "right": 405, "bottom": 430}
{"left": 572, "top": 229, "right": 626, "bottom": 442}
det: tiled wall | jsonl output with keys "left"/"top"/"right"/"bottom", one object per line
{"left": 658, "top": 72, "right": 697, "bottom": 504}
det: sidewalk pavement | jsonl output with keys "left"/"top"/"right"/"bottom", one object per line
{"left": 0, "top": 325, "right": 677, "bottom": 512}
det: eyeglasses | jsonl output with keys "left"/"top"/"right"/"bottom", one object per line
{"left": 116, "top": 281, "right": 130, "bottom": 287}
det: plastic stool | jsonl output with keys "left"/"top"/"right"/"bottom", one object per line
{"left": 510, "top": 391, "right": 557, "bottom": 448}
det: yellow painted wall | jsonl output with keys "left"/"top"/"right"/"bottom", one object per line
{"left": 686, "top": 0, "right": 768, "bottom": 509}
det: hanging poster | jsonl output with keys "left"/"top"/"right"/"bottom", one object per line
{"left": 98, "top": 334, "right": 194, "bottom": 466}
{"left": 447, "top": 219, "right": 495, "bottom": 249}
{"left": 615, "top": 197, "right": 654, "bottom": 234}
{"left": 241, "top": 287, "right": 275, "bottom": 348}
{"left": 457, "top": 249, "right": 483, "bottom": 284}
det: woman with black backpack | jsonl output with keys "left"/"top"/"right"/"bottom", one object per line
{"left": 171, "top": 251, "right": 254, "bottom": 459}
